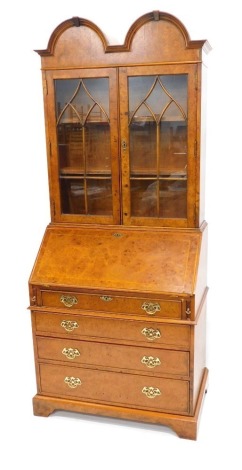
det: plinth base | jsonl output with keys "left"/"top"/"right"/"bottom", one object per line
{"left": 33, "top": 368, "right": 208, "bottom": 440}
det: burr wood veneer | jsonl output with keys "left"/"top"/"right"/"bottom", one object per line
{"left": 29, "top": 11, "right": 210, "bottom": 439}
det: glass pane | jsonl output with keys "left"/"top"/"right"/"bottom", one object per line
{"left": 58, "top": 124, "right": 84, "bottom": 175}
{"left": 87, "top": 180, "right": 112, "bottom": 215}
{"left": 130, "top": 121, "right": 156, "bottom": 174}
{"left": 55, "top": 78, "right": 112, "bottom": 216}
{"left": 129, "top": 75, "right": 187, "bottom": 219}
{"left": 55, "top": 78, "right": 109, "bottom": 123}
{"left": 159, "top": 121, "right": 187, "bottom": 175}
{"left": 86, "top": 123, "right": 111, "bottom": 174}
{"left": 160, "top": 180, "right": 187, "bottom": 218}
{"left": 130, "top": 180, "right": 157, "bottom": 217}
{"left": 60, "top": 179, "right": 85, "bottom": 214}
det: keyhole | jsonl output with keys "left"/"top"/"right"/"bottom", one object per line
{"left": 122, "top": 140, "right": 127, "bottom": 150}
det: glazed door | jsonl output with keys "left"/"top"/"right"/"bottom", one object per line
{"left": 119, "top": 65, "right": 197, "bottom": 227}
{"left": 45, "top": 68, "right": 120, "bottom": 224}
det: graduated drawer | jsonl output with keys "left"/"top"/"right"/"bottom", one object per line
{"left": 36, "top": 337, "right": 189, "bottom": 377}
{"left": 39, "top": 363, "right": 189, "bottom": 414}
{"left": 39, "top": 290, "right": 182, "bottom": 319}
{"left": 34, "top": 312, "right": 190, "bottom": 349}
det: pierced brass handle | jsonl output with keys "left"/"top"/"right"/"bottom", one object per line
{"left": 142, "top": 386, "right": 161, "bottom": 399}
{"left": 62, "top": 347, "right": 80, "bottom": 360}
{"left": 141, "top": 302, "right": 161, "bottom": 315}
{"left": 141, "top": 327, "right": 161, "bottom": 341}
{"left": 61, "top": 320, "right": 79, "bottom": 332}
{"left": 60, "top": 295, "right": 78, "bottom": 308}
{"left": 100, "top": 296, "right": 113, "bottom": 302}
{"left": 64, "top": 376, "right": 81, "bottom": 389}
{"left": 141, "top": 356, "right": 161, "bottom": 369}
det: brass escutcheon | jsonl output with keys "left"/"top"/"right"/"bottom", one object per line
{"left": 121, "top": 140, "right": 127, "bottom": 150}
{"left": 61, "top": 320, "right": 79, "bottom": 332}
{"left": 62, "top": 347, "right": 80, "bottom": 360}
{"left": 64, "top": 376, "right": 81, "bottom": 389}
{"left": 141, "top": 356, "right": 161, "bottom": 368}
{"left": 60, "top": 295, "right": 78, "bottom": 308}
{"left": 142, "top": 386, "right": 161, "bottom": 399}
{"left": 141, "top": 302, "right": 161, "bottom": 315}
{"left": 141, "top": 327, "right": 161, "bottom": 341}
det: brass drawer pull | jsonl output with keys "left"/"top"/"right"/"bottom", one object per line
{"left": 62, "top": 347, "right": 80, "bottom": 360}
{"left": 141, "top": 302, "right": 161, "bottom": 315}
{"left": 61, "top": 320, "right": 79, "bottom": 332}
{"left": 142, "top": 386, "right": 161, "bottom": 399}
{"left": 141, "top": 327, "right": 161, "bottom": 341}
{"left": 141, "top": 356, "right": 161, "bottom": 368}
{"left": 60, "top": 295, "right": 78, "bottom": 308}
{"left": 64, "top": 376, "right": 81, "bottom": 389}
{"left": 100, "top": 295, "right": 113, "bottom": 302}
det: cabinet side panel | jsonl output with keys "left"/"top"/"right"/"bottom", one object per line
{"left": 195, "top": 224, "right": 208, "bottom": 314}
{"left": 192, "top": 299, "right": 207, "bottom": 411}
{"left": 30, "top": 311, "right": 41, "bottom": 393}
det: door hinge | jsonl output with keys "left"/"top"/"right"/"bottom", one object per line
{"left": 43, "top": 79, "right": 48, "bottom": 95}
{"left": 195, "top": 67, "right": 198, "bottom": 91}
{"left": 194, "top": 203, "right": 197, "bottom": 225}
{"left": 194, "top": 140, "right": 197, "bottom": 158}
{"left": 52, "top": 201, "right": 56, "bottom": 216}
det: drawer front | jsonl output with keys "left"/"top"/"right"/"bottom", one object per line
{"left": 39, "top": 363, "right": 189, "bottom": 414}
{"left": 40, "top": 290, "right": 182, "bottom": 319}
{"left": 36, "top": 337, "right": 189, "bottom": 377}
{"left": 34, "top": 312, "right": 190, "bottom": 349}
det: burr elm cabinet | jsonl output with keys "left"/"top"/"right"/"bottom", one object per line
{"left": 29, "top": 11, "right": 211, "bottom": 439}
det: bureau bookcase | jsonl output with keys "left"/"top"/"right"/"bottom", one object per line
{"left": 29, "top": 11, "right": 211, "bottom": 439}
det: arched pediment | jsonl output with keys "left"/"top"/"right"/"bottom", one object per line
{"left": 36, "top": 11, "right": 211, "bottom": 68}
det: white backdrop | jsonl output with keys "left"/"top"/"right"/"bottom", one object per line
{"left": 1, "top": 1, "right": 241, "bottom": 468}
